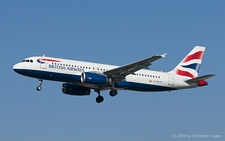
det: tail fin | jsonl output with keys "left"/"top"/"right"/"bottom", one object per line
{"left": 170, "top": 46, "right": 205, "bottom": 79}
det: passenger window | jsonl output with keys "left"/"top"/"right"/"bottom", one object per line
{"left": 30, "top": 60, "right": 33, "bottom": 63}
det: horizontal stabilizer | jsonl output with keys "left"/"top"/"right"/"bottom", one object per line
{"left": 185, "top": 74, "right": 215, "bottom": 83}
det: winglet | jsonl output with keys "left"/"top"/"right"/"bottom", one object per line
{"left": 161, "top": 53, "right": 166, "bottom": 59}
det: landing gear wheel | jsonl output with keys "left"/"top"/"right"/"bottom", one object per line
{"left": 36, "top": 79, "right": 43, "bottom": 91}
{"left": 109, "top": 90, "right": 118, "bottom": 97}
{"left": 36, "top": 86, "right": 42, "bottom": 91}
{"left": 96, "top": 96, "right": 104, "bottom": 103}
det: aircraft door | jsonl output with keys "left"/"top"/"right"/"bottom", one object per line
{"left": 40, "top": 58, "right": 47, "bottom": 69}
{"left": 168, "top": 73, "right": 174, "bottom": 86}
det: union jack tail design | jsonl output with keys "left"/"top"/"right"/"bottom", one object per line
{"left": 171, "top": 46, "right": 205, "bottom": 79}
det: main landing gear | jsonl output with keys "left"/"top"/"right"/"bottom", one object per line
{"left": 109, "top": 80, "right": 118, "bottom": 97}
{"left": 95, "top": 89, "right": 104, "bottom": 103}
{"left": 95, "top": 81, "right": 118, "bottom": 103}
{"left": 94, "top": 89, "right": 118, "bottom": 103}
{"left": 36, "top": 79, "right": 43, "bottom": 91}
{"left": 109, "top": 89, "right": 118, "bottom": 97}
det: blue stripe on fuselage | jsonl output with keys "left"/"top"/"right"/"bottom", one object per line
{"left": 118, "top": 81, "right": 176, "bottom": 91}
{"left": 13, "top": 69, "right": 176, "bottom": 92}
{"left": 13, "top": 69, "right": 81, "bottom": 83}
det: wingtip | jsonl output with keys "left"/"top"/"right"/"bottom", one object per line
{"left": 161, "top": 53, "right": 167, "bottom": 59}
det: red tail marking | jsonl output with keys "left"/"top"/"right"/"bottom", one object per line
{"left": 176, "top": 69, "right": 195, "bottom": 78}
{"left": 183, "top": 51, "right": 204, "bottom": 62}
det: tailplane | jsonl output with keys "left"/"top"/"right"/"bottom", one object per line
{"left": 170, "top": 46, "right": 205, "bottom": 79}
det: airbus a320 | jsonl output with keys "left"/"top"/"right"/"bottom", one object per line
{"left": 13, "top": 46, "right": 215, "bottom": 103}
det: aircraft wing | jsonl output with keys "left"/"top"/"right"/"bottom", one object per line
{"left": 103, "top": 54, "right": 166, "bottom": 81}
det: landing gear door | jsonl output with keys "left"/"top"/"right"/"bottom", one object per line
{"left": 40, "top": 58, "right": 47, "bottom": 69}
{"left": 168, "top": 73, "right": 174, "bottom": 86}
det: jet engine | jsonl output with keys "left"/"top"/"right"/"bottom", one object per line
{"left": 62, "top": 83, "right": 91, "bottom": 96}
{"left": 81, "top": 72, "right": 111, "bottom": 85}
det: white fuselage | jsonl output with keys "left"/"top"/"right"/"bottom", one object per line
{"left": 13, "top": 56, "right": 197, "bottom": 92}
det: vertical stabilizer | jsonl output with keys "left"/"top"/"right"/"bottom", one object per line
{"left": 170, "top": 46, "right": 205, "bottom": 79}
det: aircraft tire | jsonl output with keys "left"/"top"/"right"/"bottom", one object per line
{"left": 96, "top": 96, "right": 104, "bottom": 103}
{"left": 109, "top": 90, "right": 118, "bottom": 97}
{"left": 36, "top": 86, "right": 42, "bottom": 91}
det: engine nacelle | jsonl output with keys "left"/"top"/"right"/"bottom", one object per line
{"left": 81, "top": 72, "right": 111, "bottom": 85}
{"left": 62, "top": 83, "right": 91, "bottom": 96}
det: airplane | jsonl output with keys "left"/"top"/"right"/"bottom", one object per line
{"left": 13, "top": 46, "right": 215, "bottom": 103}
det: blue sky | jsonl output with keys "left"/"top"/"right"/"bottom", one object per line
{"left": 1, "top": 1, "right": 224, "bottom": 140}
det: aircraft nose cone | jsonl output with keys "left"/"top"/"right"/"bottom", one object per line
{"left": 13, "top": 64, "right": 18, "bottom": 72}
{"left": 13, "top": 63, "right": 22, "bottom": 73}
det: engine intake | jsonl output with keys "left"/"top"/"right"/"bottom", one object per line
{"left": 62, "top": 83, "right": 91, "bottom": 96}
{"left": 81, "top": 72, "right": 111, "bottom": 85}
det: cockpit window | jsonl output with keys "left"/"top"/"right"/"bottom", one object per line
{"left": 22, "top": 59, "right": 33, "bottom": 63}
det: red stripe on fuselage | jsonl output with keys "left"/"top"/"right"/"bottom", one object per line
{"left": 38, "top": 58, "right": 61, "bottom": 62}
{"left": 176, "top": 69, "right": 195, "bottom": 78}
{"left": 183, "top": 51, "right": 204, "bottom": 62}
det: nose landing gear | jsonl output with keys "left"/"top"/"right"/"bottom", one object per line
{"left": 36, "top": 79, "right": 43, "bottom": 91}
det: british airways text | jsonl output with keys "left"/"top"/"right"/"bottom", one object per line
{"left": 48, "top": 64, "right": 84, "bottom": 72}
